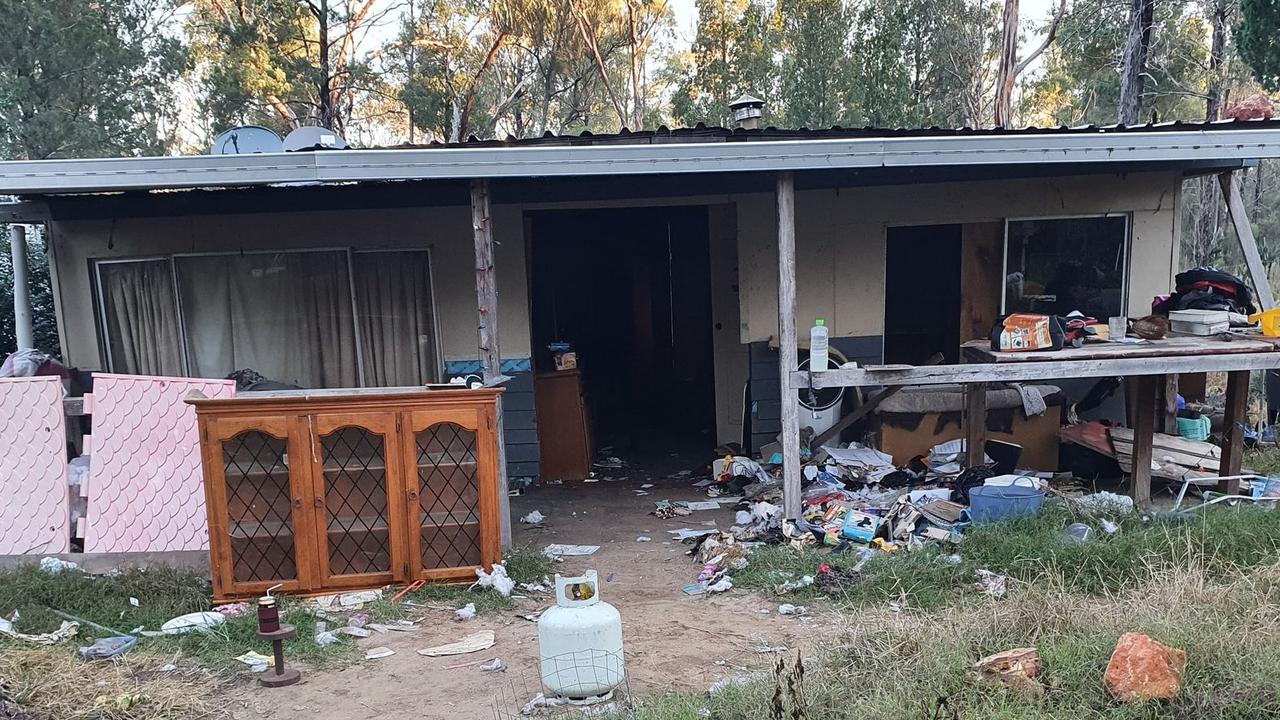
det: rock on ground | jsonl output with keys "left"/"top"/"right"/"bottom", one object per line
{"left": 1104, "top": 632, "right": 1187, "bottom": 701}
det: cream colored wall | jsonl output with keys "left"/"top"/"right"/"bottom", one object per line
{"left": 49, "top": 204, "right": 531, "bottom": 370}
{"left": 736, "top": 171, "right": 1183, "bottom": 343}
{"left": 707, "top": 204, "right": 749, "bottom": 445}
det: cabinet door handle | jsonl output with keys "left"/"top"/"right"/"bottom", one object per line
{"left": 407, "top": 490, "right": 419, "bottom": 500}
{"left": 292, "top": 498, "right": 302, "bottom": 509}
{"left": 314, "top": 497, "right": 324, "bottom": 508}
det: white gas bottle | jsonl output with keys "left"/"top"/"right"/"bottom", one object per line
{"left": 810, "top": 318, "right": 829, "bottom": 371}
{"left": 537, "top": 570, "right": 625, "bottom": 703}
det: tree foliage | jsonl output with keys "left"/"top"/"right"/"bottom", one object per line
{"left": 1239, "top": 0, "right": 1280, "bottom": 91}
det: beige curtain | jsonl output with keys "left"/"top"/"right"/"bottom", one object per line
{"left": 99, "top": 261, "right": 183, "bottom": 376}
{"left": 353, "top": 251, "right": 439, "bottom": 386}
{"left": 176, "top": 252, "right": 358, "bottom": 388}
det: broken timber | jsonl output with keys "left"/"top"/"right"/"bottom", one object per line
{"left": 471, "top": 179, "right": 511, "bottom": 546}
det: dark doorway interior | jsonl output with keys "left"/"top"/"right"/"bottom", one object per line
{"left": 883, "top": 224, "right": 963, "bottom": 365}
{"left": 529, "top": 206, "right": 716, "bottom": 467}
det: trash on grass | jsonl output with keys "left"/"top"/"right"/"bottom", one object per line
{"left": 365, "top": 646, "right": 396, "bottom": 660}
{"left": 455, "top": 603, "right": 477, "bottom": 621}
{"left": 542, "top": 543, "right": 600, "bottom": 557}
{"left": 339, "top": 626, "right": 371, "bottom": 638}
{"left": 417, "top": 630, "right": 497, "bottom": 657}
{"left": 520, "top": 510, "right": 546, "bottom": 524}
{"left": 778, "top": 604, "right": 808, "bottom": 616}
{"left": 636, "top": 536, "right": 651, "bottom": 542}
{"left": 472, "top": 563, "right": 516, "bottom": 596}
{"left": 973, "top": 647, "right": 1043, "bottom": 697}
{"left": 0, "top": 618, "right": 77, "bottom": 645}
{"left": 160, "top": 611, "right": 226, "bottom": 635}
{"left": 975, "top": 569, "right": 1007, "bottom": 598}
{"left": 521, "top": 692, "right": 567, "bottom": 715}
{"left": 235, "top": 650, "right": 274, "bottom": 670}
{"left": 480, "top": 657, "right": 506, "bottom": 672}
{"left": 78, "top": 636, "right": 137, "bottom": 661}
{"left": 313, "top": 621, "right": 339, "bottom": 646}
{"left": 215, "top": 602, "right": 252, "bottom": 617}
{"left": 38, "top": 557, "right": 79, "bottom": 574}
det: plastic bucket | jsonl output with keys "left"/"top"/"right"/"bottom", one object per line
{"left": 968, "top": 484, "right": 1045, "bottom": 522}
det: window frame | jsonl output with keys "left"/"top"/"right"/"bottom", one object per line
{"left": 91, "top": 246, "right": 442, "bottom": 386}
{"left": 1000, "top": 213, "right": 1133, "bottom": 318}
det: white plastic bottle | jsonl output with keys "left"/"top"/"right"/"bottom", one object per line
{"left": 810, "top": 318, "right": 829, "bottom": 371}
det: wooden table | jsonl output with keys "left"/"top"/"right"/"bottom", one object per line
{"left": 960, "top": 336, "right": 1278, "bottom": 505}
{"left": 792, "top": 334, "right": 1280, "bottom": 507}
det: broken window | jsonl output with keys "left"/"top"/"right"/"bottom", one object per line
{"left": 1003, "top": 215, "right": 1129, "bottom": 320}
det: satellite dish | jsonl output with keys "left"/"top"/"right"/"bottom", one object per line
{"left": 209, "top": 126, "right": 283, "bottom": 155}
{"left": 283, "top": 126, "right": 349, "bottom": 152}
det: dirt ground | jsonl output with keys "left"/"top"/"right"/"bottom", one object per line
{"left": 226, "top": 473, "right": 827, "bottom": 719}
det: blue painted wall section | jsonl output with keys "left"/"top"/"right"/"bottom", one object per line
{"left": 443, "top": 358, "right": 539, "bottom": 480}
{"left": 747, "top": 336, "right": 882, "bottom": 453}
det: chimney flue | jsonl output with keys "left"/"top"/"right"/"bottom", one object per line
{"left": 729, "top": 94, "right": 765, "bottom": 130}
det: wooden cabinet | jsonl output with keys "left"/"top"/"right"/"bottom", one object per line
{"left": 190, "top": 389, "right": 502, "bottom": 601}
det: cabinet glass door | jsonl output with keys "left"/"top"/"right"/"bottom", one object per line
{"left": 407, "top": 408, "right": 500, "bottom": 581}
{"left": 205, "top": 416, "right": 314, "bottom": 598}
{"left": 311, "top": 414, "right": 403, "bottom": 587}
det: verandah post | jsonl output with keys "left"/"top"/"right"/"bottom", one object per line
{"left": 776, "top": 172, "right": 802, "bottom": 520}
{"left": 471, "top": 179, "right": 511, "bottom": 547}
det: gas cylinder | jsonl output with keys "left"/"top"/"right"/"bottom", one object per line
{"left": 537, "top": 570, "right": 625, "bottom": 703}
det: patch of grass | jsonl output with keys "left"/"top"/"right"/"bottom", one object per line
{"left": 633, "top": 562, "right": 1280, "bottom": 720}
{"left": 1245, "top": 446, "right": 1280, "bottom": 476}
{"left": 504, "top": 544, "right": 555, "bottom": 584}
{"left": 734, "top": 502, "right": 1280, "bottom": 610}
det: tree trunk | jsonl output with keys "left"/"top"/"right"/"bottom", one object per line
{"left": 1206, "top": 0, "right": 1228, "bottom": 121}
{"left": 993, "top": 0, "right": 1019, "bottom": 127}
{"left": 1118, "top": 0, "right": 1155, "bottom": 125}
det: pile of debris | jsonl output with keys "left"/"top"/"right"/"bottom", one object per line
{"left": 1060, "top": 420, "right": 1248, "bottom": 483}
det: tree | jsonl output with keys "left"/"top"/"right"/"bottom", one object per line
{"left": 1238, "top": 0, "right": 1280, "bottom": 90}
{"left": 992, "top": 0, "right": 1065, "bottom": 127}
{"left": 777, "top": 0, "right": 852, "bottom": 128}
{"left": 1118, "top": 0, "right": 1156, "bottom": 123}
{"left": 189, "top": 0, "right": 394, "bottom": 136}
{"left": 671, "top": 0, "right": 777, "bottom": 126}
{"left": 0, "top": 0, "right": 186, "bottom": 160}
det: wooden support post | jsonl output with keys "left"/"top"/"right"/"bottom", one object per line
{"left": 1130, "top": 374, "right": 1157, "bottom": 508}
{"left": 471, "top": 179, "right": 510, "bottom": 546}
{"left": 1219, "top": 171, "right": 1276, "bottom": 310}
{"left": 964, "top": 383, "right": 987, "bottom": 467}
{"left": 1161, "top": 374, "right": 1179, "bottom": 436}
{"left": 1219, "top": 369, "right": 1249, "bottom": 494}
{"left": 776, "top": 172, "right": 802, "bottom": 520}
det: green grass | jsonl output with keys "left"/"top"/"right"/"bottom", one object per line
{"left": 0, "top": 546, "right": 555, "bottom": 673}
{"left": 733, "top": 502, "right": 1280, "bottom": 610}
{"left": 635, "top": 503, "right": 1280, "bottom": 720}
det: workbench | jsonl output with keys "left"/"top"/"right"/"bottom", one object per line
{"left": 792, "top": 334, "right": 1280, "bottom": 507}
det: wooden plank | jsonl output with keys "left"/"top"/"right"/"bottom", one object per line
{"left": 964, "top": 382, "right": 987, "bottom": 467}
{"left": 1108, "top": 427, "right": 1223, "bottom": 458}
{"left": 1219, "top": 369, "right": 1248, "bottom": 493}
{"left": 1130, "top": 374, "right": 1157, "bottom": 508}
{"left": 808, "top": 352, "right": 945, "bottom": 451}
{"left": 1219, "top": 171, "right": 1276, "bottom": 310}
{"left": 794, "top": 351, "right": 1280, "bottom": 389}
{"left": 959, "top": 223, "right": 1005, "bottom": 345}
{"left": 1111, "top": 441, "right": 1222, "bottom": 472}
{"left": 62, "top": 397, "right": 85, "bottom": 417}
{"left": 776, "top": 171, "right": 802, "bottom": 520}
{"left": 962, "top": 336, "right": 1274, "bottom": 363}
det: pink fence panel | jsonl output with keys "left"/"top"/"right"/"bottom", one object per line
{"left": 0, "top": 376, "right": 69, "bottom": 554}
{"left": 83, "top": 374, "right": 234, "bottom": 553}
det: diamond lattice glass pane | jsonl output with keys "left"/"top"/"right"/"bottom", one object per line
{"left": 320, "top": 426, "right": 391, "bottom": 576}
{"left": 417, "top": 423, "right": 481, "bottom": 569}
{"left": 223, "top": 431, "right": 297, "bottom": 583}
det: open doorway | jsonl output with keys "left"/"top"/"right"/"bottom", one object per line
{"left": 528, "top": 206, "right": 716, "bottom": 479}
{"left": 883, "top": 224, "right": 963, "bottom": 364}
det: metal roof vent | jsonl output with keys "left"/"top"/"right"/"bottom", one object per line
{"left": 729, "top": 94, "right": 765, "bottom": 130}
{"left": 283, "top": 126, "right": 349, "bottom": 152}
{"left": 209, "top": 126, "right": 283, "bottom": 154}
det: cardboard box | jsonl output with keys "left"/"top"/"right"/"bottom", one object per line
{"left": 553, "top": 351, "right": 577, "bottom": 371}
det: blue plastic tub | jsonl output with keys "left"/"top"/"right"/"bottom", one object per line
{"left": 968, "top": 484, "right": 1045, "bottom": 522}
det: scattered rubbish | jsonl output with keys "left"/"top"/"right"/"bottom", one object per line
{"left": 417, "top": 630, "right": 497, "bottom": 657}
{"left": 708, "top": 675, "right": 752, "bottom": 695}
{"left": 521, "top": 692, "right": 568, "bottom": 715}
{"left": 520, "top": 510, "right": 546, "bottom": 524}
{"left": 480, "top": 657, "right": 506, "bottom": 672}
{"left": 367, "top": 622, "right": 417, "bottom": 633}
{"left": 215, "top": 602, "right": 252, "bottom": 617}
{"left": 606, "top": 573, "right": 615, "bottom": 582}
{"left": 775, "top": 575, "right": 814, "bottom": 595}
{"left": 973, "top": 647, "right": 1043, "bottom": 697}
{"left": 652, "top": 499, "right": 693, "bottom": 518}
{"left": 1105, "top": 632, "right": 1187, "bottom": 701}
{"left": 1061, "top": 522, "right": 1094, "bottom": 543}
{"left": 777, "top": 604, "right": 808, "bottom": 616}
{"left": 706, "top": 577, "right": 732, "bottom": 593}
{"left": 685, "top": 500, "right": 722, "bottom": 511}
{"left": 1101, "top": 519, "right": 1120, "bottom": 534}
{"left": 158, "top": 663, "right": 177, "bottom": 672}
{"left": 754, "top": 646, "right": 788, "bottom": 654}
{"left": 472, "top": 563, "right": 516, "bottom": 597}
{"left": 635, "top": 536, "right": 651, "bottom": 542}
{"left": 668, "top": 528, "right": 719, "bottom": 541}
{"left": 235, "top": 650, "right": 275, "bottom": 671}
{"left": 313, "top": 621, "right": 339, "bottom": 646}
{"left": 0, "top": 618, "right": 77, "bottom": 645}
{"left": 543, "top": 543, "right": 600, "bottom": 557}
{"left": 518, "top": 610, "right": 546, "bottom": 622}
{"left": 338, "top": 626, "right": 371, "bottom": 638}
{"left": 160, "top": 611, "right": 226, "bottom": 635}
{"left": 975, "top": 569, "right": 1008, "bottom": 598}
{"left": 968, "top": 484, "right": 1044, "bottom": 522}
{"left": 365, "top": 646, "right": 396, "bottom": 660}
{"left": 455, "top": 603, "right": 477, "bottom": 621}
{"left": 641, "top": 483, "right": 654, "bottom": 489}
{"left": 520, "top": 581, "right": 550, "bottom": 593}
{"left": 338, "top": 589, "right": 381, "bottom": 607}
{"left": 38, "top": 557, "right": 79, "bottom": 574}
{"left": 78, "top": 636, "right": 137, "bottom": 661}
{"left": 1074, "top": 490, "right": 1137, "bottom": 514}
{"left": 128, "top": 597, "right": 140, "bottom": 608}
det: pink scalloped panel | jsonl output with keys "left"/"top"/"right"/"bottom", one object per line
{"left": 83, "top": 373, "right": 234, "bottom": 553}
{"left": 0, "top": 376, "right": 69, "bottom": 554}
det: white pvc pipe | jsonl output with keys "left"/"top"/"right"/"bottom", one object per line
{"left": 9, "top": 224, "right": 32, "bottom": 349}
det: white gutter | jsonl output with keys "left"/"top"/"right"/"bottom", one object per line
{"left": 0, "top": 128, "right": 1278, "bottom": 195}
